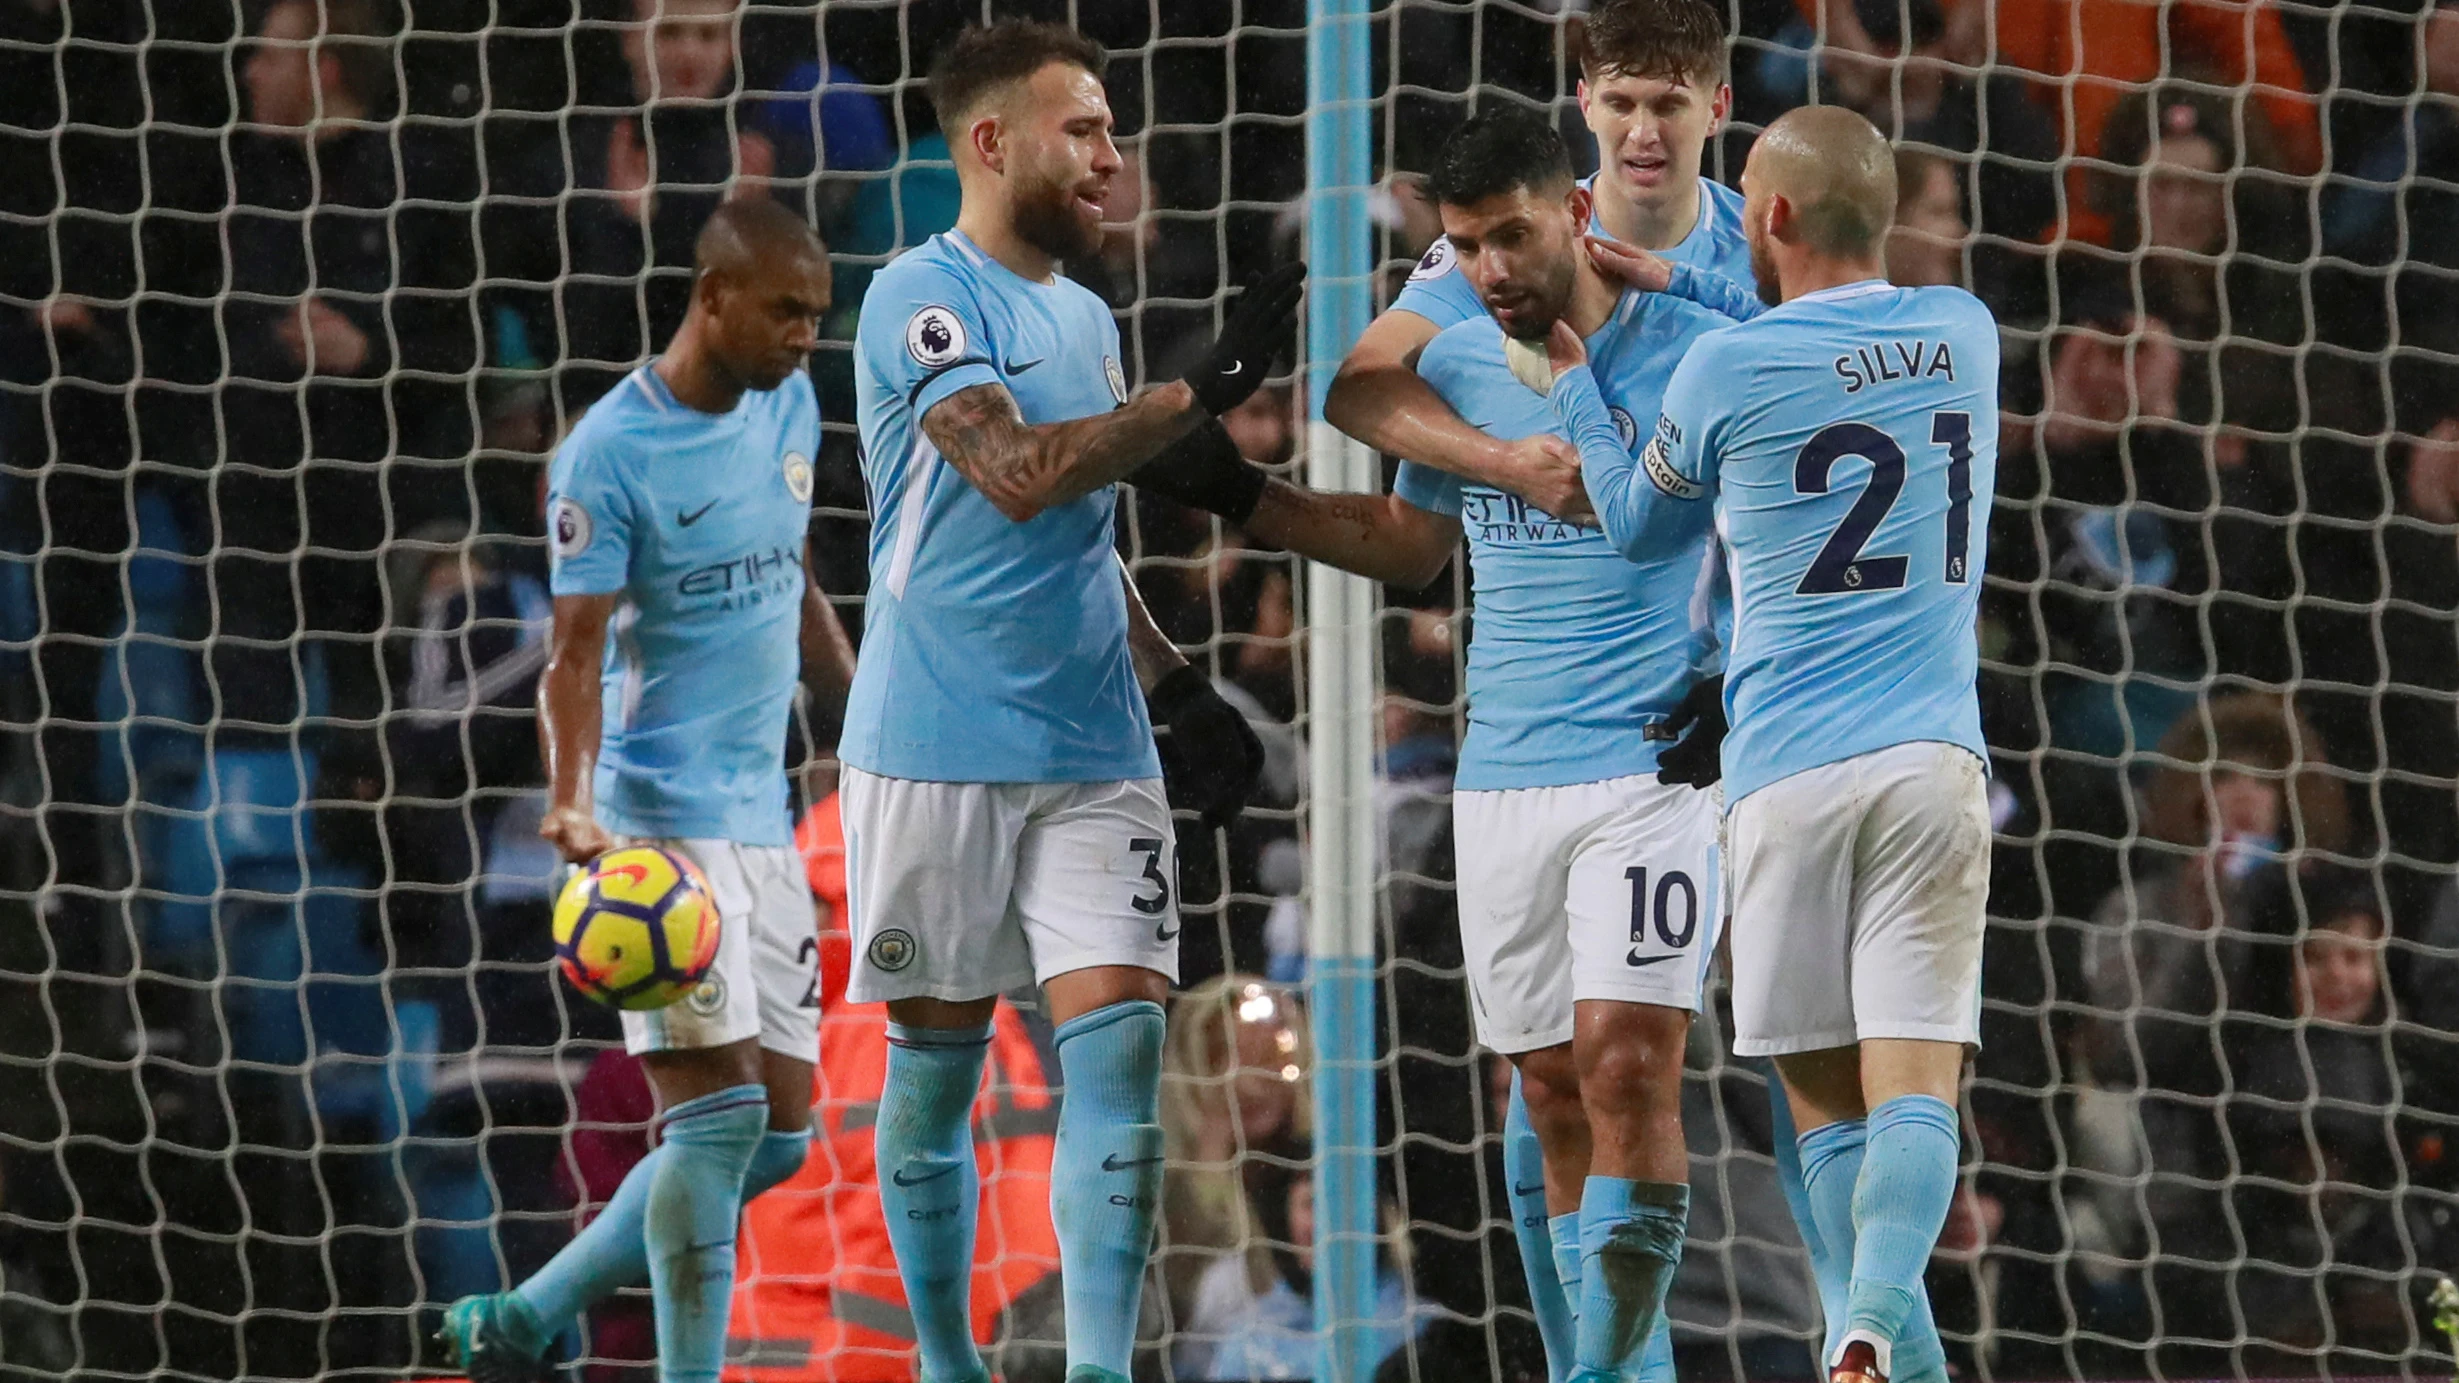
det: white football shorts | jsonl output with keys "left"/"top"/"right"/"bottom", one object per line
{"left": 621, "top": 838, "right": 821, "bottom": 1061}
{"left": 839, "top": 768, "right": 1181, "bottom": 1005}
{"left": 1453, "top": 773, "right": 1724, "bottom": 1054}
{"left": 1726, "top": 740, "right": 1991, "bottom": 1058}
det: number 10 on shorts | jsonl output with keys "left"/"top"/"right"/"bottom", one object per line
{"left": 1625, "top": 866, "right": 1700, "bottom": 967}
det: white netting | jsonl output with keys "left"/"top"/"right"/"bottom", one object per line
{"left": 2, "top": 1, "right": 2458, "bottom": 1381}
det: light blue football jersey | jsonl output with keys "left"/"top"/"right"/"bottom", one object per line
{"left": 844, "top": 230, "right": 1158, "bottom": 784}
{"left": 1392, "top": 288, "right": 1731, "bottom": 791}
{"left": 546, "top": 365, "right": 822, "bottom": 846}
{"left": 1390, "top": 177, "right": 1751, "bottom": 329}
{"left": 1642, "top": 281, "right": 2002, "bottom": 805}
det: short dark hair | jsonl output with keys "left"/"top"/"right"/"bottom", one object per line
{"left": 1581, "top": 0, "right": 1728, "bottom": 84}
{"left": 926, "top": 20, "right": 1106, "bottom": 131}
{"left": 1426, "top": 105, "right": 1574, "bottom": 209}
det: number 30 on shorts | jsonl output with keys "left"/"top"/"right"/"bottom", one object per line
{"left": 1625, "top": 865, "right": 1700, "bottom": 966}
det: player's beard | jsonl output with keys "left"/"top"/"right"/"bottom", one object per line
{"left": 1012, "top": 170, "right": 1102, "bottom": 263}
{"left": 1493, "top": 251, "right": 1578, "bottom": 342}
{"left": 1749, "top": 232, "right": 1782, "bottom": 307}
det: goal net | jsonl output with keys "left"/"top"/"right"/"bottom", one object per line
{"left": 1, "top": 1, "right": 2455, "bottom": 1381}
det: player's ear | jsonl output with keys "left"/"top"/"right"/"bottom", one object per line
{"left": 1762, "top": 191, "right": 1794, "bottom": 244}
{"left": 967, "top": 113, "right": 1005, "bottom": 175}
{"left": 1708, "top": 81, "right": 1733, "bottom": 134}
{"left": 1566, "top": 183, "right": 1594, "bottom": 229}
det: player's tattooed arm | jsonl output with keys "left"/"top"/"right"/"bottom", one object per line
{"left": 1118, "top": 560, "right": 1191, "bottom": 693}
{"left": 798, "top": 541, "right": 858, "bottom": 718}
{"left": 922, "top": 379, "right": 1201, "bottom": 523}
{"left": 537, "top": 592, "right": 620, "bottom": 864}
{"left": 1244, "top": 480, "right": 1461, "bottom": 591}
{"left": 1326, "top": 310, "right": 1594, "bottom": 525}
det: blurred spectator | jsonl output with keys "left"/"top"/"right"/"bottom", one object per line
{"left": 1172, "top": 1132, "right": 1431, "bottom": 1381}
{"left": 1991, "top": 296, "right": 2213, "bottom": 770}
{"left": 1762, "top": 0, "right": 2059, "bottom": 298}
{"left": 2054, "top": 88, "right": 2307, "bottom": 435}
{"left": 212, "top": 0, "right": 476, "bottom": 735}
{"left": 2226, "top": 867, "right": 2424, "bottom": 1368}
{"left": 2067, "top": 693, "right": 2351, "bottom": 1350}
{"left": 1793, "top": 0, "right": 2320, "bottom": 231}
{"left": 492, "top": 0, "right": 785, "bottom": 403}
{"left": 1885, "top": 147, "right": 1969, "bottom": 289}
{"left": 1159, "top": 975, "right": 1313, "bottom": 1328}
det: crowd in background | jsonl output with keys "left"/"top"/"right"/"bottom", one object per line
{"left": 3, "top": 0, "right": 2459, "bottom": 1379}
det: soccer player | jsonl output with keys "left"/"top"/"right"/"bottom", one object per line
{"left": 1584, "top": 105, "right": 2002, "bottom": 1383}
{"left": 436, "top": 198, "right": 857, "bottom": 1383}
{"left": 1319, "top": 2, "right": 1752, "bottom": 1369}
{"left": 1143, "top": 106, "right": 1731, "bottom": 1383}
{"left": 841, "top": 20, "right": 1292, "bottom": 1383}
{"left": 1330, "top": 0, "right": 1748, "bottom": 526}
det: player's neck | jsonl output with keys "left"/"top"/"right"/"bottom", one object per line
{"left": 653, "top": 330, "right": 746, "bottom": 415}
{"left": 1594, "top": 177, "right": 1701, "bottom": 253}
{"left": 1775, "top": 252, "right": 1888, "bottom": 304}
{"left": 1564, "top": 256, "right": 1621, "bottom": 338}
{"left": 955, "top": 208, "right": 1060, "bottom": 285}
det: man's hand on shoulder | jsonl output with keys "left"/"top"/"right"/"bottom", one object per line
{"left": 1582, "top": 234, "right": 1673, "bottom": 294}
{"left": 539, "top": 805, "right": 616, "bottom": 865}
{"left": 1148, "top": 667, "right": 1266, "bottom": 831}
{"left": 1495, "top": 432, "right": 1594, "bottom": 526}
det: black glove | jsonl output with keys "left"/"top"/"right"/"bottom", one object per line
{"left": 1128, "top": 417, "right": 1269, "bottom": 523}
{"left": 1180, "top": 261, "right": 1307, "bottom": 416}
{"left": 1148, "top": 665, "right": 1267, "bottom": 831}
{"left": 1650, "top": 676, "right": 1727, "bottom": 789}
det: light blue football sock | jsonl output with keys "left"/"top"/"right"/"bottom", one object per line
{"left": 1506, "top": 1074, "right": 1578, "bottom": 1383}
{"left": 1766, "top": 1078, "right": 1849, "bottom": 1353}
{"left": 1799, "top": 1111, "right": 1948, "bottom": 1382}
{"left": 513, "top": 1121, "right": 809, "bottom": 1339}
{"left": 1051, "top": 1000, "right": 1167, "bottom": 1381}
{"left": 1549, "top": 1211, "right": 1584, "bottom": 1313}
{"left": 1844, "top": 1096, "right": 1959, "bottom": 1379}
{"left": 878, "top": 1022, "right": 993, "bottom": 1383}
{"left": 1568, "top": 1177, "right": 1688, "bottom": 1383}
{"left": 744, "top": 1125, "right": 813, "bottom": 1202}
{"left": 643, "top": 1083, "right": 767, "bottom": 1383}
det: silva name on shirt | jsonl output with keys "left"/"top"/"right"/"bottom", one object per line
{"left": 1833, "top": 338, "right": 1960, "bottom": 394}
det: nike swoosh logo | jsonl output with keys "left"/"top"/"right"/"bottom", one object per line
{"left": 1221, "top": 360, "right": 1243, "bottom": 377}
{"left": 1005, "top": 357, "right": 1044, "bottom": 375}
{"left": 1155, "top": 922, "right": 1180, "bottom": 942}
{"left": 676, "top": 500, "right": 718, "bottom": 526}
{"left": 890, "top": 1163, "right": 961, "bottom": 1187}
{"left": 1626, "top": 952, "right": 1679, "bottom": 968}
{"left": 1101, "top": 1153, "right": 1164, "bottom": 1172}
{"left": 1511, "top": 1182, "right": 1545, "bottom": 1198}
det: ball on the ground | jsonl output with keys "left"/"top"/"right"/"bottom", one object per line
{"left": 551, "top": 845, "right": 722, "bottom": 1010}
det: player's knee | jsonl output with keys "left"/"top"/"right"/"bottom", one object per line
{"left": 1576, "top": 1006, "right": 1689, "bottom": 1115}
{"left": 1514, "top": 1044, "right": 1585, "bottom": 1128}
